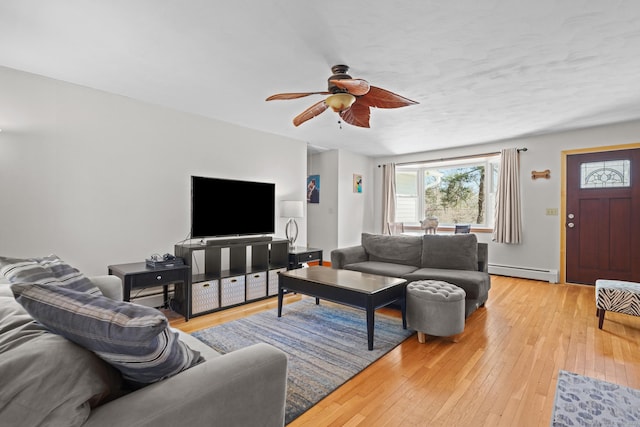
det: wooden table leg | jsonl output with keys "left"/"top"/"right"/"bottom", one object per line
{"left": 278, "top": 287, "right": 284, "bottom": 317}
{"left": 401, "top": 293, "right": 407, "bottom": 329}
{"left": 366, "top": 299, "right": 374, "bottom": 351}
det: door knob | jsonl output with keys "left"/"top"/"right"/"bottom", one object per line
{"left": 567, "top": 222, "right": 575, "bottom": 228}
{"left": 568, "top": 213, "right": 575, "bottom": 219}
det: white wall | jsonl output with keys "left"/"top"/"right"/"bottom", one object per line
{"left": 337, "top": 149, "right": 375, "bottom": 248}
{"left": 306, "top": 149, "right": 375, "bottom": 260}
{"left": 307, "top": 150, "right": 339, "bottom": 260}
{"left": 0, "top": 66, "right": 308, "bottom": 276}
{"left": 373, "top": 120, "right": 640, "bottom": 278}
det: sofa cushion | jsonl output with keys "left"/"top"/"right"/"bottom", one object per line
{"left": 344, "top": 261, "right": 419, "bottom": 278}
{"left": 11, "top": 282, "right": 202, "bottom": 387}
{"left": 0, "top": 292, "right": 122, "bottom": 427}
{"left": 421, "top": 234, "right": 478, "bottom": 271}
{"left": 0, "top": 254, "right": 102, "bottom": 295}
{"left": 404, "top": 267, "right": 490, "bottom": 300}
{"left": 361, "top": 233, "right": 423, "bottom": 267}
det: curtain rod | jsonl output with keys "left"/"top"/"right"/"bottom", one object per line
{"left": 377, "top": 147, "right": 527, "bottom": 167}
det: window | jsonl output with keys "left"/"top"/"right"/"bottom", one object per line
{"left": 580, "top": 159, "right": 630, "bottom": 188}
{"left": 396, "top": 169, "right": 418, "bottom": 222}
{"left": 395, "top": 155, "right": 500, "bottom": 228}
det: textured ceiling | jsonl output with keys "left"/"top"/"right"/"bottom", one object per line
{"left": 1, "top": 1, "right": 640, "bottom": 156}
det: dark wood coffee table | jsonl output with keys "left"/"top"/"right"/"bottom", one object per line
{"left": 277, "top": 266, "right": 407, "bottom": 350}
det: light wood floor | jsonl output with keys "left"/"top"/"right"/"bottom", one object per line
{"left": 170, "top": 275, "right": 640, "bottom": 427}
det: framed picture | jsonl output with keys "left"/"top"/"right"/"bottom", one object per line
{"left": 353, "top": 174, "right": 362, "bottom": 193}
{"left": 307, "top": 175, "right": 320, "bottom": 203}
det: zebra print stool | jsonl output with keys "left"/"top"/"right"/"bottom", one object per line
{"left": 595, "top": 279, "right": 640, "bottom": 329}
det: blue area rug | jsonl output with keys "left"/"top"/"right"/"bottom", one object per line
{"left": 551, "top": 370, "right": 640, "bottom": 426}
{"left": 192, "top": 298, "right": 413, "bottom": 424}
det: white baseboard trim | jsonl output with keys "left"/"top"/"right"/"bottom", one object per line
{"left": 488, "top": 264, "right": 559, "bottom": 283}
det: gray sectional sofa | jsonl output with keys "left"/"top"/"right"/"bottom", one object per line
{"left": 0, "top": 275, "right": 288, "bottom": 427}
{"left": 331, "top": 233, "right": 491, "bottom": 318}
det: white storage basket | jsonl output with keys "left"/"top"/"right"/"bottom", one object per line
{"left": 268, "top": 268, "right": 287, "bottom": 296}
{"left": 220, "top": 275, "right": 246, "bottom": 307}
{"left": 246, "top": 271, "right": 267, "bottom": 300}
{"left": 191, "top": 280, "right": 219, "bottom": 315}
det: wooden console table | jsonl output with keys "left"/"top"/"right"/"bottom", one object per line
{"left": 288, "top": 246, "right": 323, "bottom": 270}
{"left": 108, "top": 262, "right": 191, "bottom": 320}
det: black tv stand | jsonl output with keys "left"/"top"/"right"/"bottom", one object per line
{"left": 174, "top": 238, "right": 288, "bottom": 318}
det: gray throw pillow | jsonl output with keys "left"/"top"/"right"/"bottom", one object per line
{"left": 361, "top": 233, "right": 423, "bottom": 266}
{"left": 0, "top": 254, "right": 102, "bottom": 295}
{"left": 421, "top": 234, "right": 479, "bottom": 271}
{"left": 11, "top": 282, "right": 202, "bottom": 386}
{"left": 0, "top": 293, "right": 122, "bottom": 426}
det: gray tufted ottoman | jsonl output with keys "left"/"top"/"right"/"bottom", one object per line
{"left": 406, "top": 280, "right": 466, "bottom": 343}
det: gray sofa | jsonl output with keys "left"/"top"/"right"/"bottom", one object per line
{"left": 0, "top": 275, "right": 288, "bottom": 427}
{"left": 331, "top": 233, "right": 491, "bottom": 318}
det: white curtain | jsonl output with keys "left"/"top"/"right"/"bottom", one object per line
{"left": 382, "top": 163, "right": 396, "bottom": 235}
{"left": 493, "top": 148, "right": 522, "bottom": 244}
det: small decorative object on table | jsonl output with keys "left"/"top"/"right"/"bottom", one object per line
{"left": 420, "top": 216, "right": 439, "bottom": 234}
{"left": 145, "top": 253, "right": 184, "bottom": 268}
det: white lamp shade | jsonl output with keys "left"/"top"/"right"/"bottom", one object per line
{"left": 281, "top": 200, "right": 304, "bottom": 218}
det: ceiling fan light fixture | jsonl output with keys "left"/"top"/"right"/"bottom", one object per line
{"left": 267, "top": 64, "right": 418, "bottom": 128}
{"left": 325, "top": 93, "right": 356, "bottom": 112}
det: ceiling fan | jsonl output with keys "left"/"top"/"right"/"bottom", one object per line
{"left": 266, "top": 65, "right": 418, "bottom": 128}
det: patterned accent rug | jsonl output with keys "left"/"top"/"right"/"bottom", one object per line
{"left": 192, "top": 298, "right": 413, "bottom": 424}
{"left": 551, "top": 370, "right": 640, "bottom": 426}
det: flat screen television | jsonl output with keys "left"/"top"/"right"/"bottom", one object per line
{"left": 191, "top": 176, "right": 275, "bottom": 239}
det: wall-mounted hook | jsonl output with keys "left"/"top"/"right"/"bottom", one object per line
{"left": 531, "top": 169, "right": 551, "bottom": 180}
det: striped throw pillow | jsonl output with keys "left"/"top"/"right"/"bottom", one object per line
{"left": 0, "top": 254, "right": 102, "bottom": 295}
{"left": 11, "top": 282, "right": 202, "bottom": 386}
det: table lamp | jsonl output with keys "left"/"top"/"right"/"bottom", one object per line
{"left": 281, "top": 200, "right": 304, "bottom": 247}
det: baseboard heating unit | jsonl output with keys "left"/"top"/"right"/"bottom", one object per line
{"left": 488, "top": 264, "right": 559, "bottom": 284}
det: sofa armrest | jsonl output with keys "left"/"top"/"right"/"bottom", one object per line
{"left": 331, "top": 245, "right": 368, "bottom": 269}
{"left": 85, "top": 342, "right": 288, "bottom": 427}
{"left": 89, "top": 275, "right": 123, "bottom": 301}
{"left": 477, "top": 243, "right": 488, "bottom": 273}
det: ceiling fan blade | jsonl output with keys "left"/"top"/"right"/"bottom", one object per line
{"left": 339, "top": 101, "right": 370, "bottom": 128}
{"left": 329, "top": 79, "right": 370, "bottom": 96}
{"left": 266, "top": 91, "right": 330, "bottom": 101}
{"left": 292, "top": 100, "right": 329, "bottom": 127}
{"left": 358, "top": 86, "right": 418, "bottom": 109}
